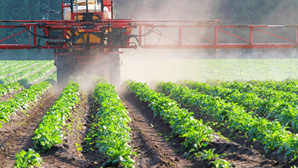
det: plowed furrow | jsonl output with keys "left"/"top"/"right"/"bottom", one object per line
{"left": 121, "top": 92, "right": 201, "bottom": 168}
{"left": 0, "top": 90, "right": 58, "bottom": 168}
{"left": 190, "top": 109, "right": 285, "bottom": 167}
{"left": 41, "top": 93, "right": 90, "bottom": 168}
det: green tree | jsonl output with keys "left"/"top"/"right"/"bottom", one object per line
{"left": 219, "top": 0, "right": 281, "bottom": 24}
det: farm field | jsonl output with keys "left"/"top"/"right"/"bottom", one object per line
{"left": 121, "top": 58, "right": 298, "bottom": 82}
{"left": 0, "top": 61, "right": 298, "bottom": 167}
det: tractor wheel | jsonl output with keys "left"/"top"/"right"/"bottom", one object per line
{"left": 108, "top": 49, "right": 121, "bottom": 86}
{"left": 55, "top": 49, "right": 71, "bottom": 87}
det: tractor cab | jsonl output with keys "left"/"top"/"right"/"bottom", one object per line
{"left": 63, "top": 0, "right": 112, "bottom": 21}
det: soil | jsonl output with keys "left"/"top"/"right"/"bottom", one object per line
{"left": 0, "top": 89, "right": 58, "bottom": 168}
{"left": 0, "top": 86, "right": 297, "bottom": 168}
{"left": 121, "top": 92, "right": 202, "bottom": 168}
{"left": 41, "top": 92, "right": 92, "bottom": 168}
{"left": 120, "top": 91, "right": 294, "bottom": 168}
{"left": 182, "top": 105, "right": 295, "bottom": 167}
{"left": 192, "top": 103, "right": 298, "bottom": 166}
{"left": 33, "top": 67, "right": 56, "bottom": 85}
{"left": 0, "top": 89, "right": 22, "bottom": 102}
{"left": 80, "top": 96, "right": 109, "bottom": 168}
{"left": 41, "top": 93, "right": 106, "bottom": 168}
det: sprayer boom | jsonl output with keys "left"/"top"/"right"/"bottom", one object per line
{"left": 0, "top": 0, "right": 297, "bottom": 85}
{"left": 0, "top": 21, "right": 297, "bottom": 50}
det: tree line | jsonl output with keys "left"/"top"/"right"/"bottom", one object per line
{"left": 114, "top": 0, "right": 297, "bottom": 24}
{"left": 0, "top": 0, "right": 296, "bottom": 23}
{"left": 0, "top": 0, "right": 63, "bottom": 20}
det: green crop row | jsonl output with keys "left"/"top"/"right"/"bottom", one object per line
{"left": 0, "top": 62, "right": 53, "bottom": 96}
{"left": 19, "top": 62, "right": 55, "bottom": 86}
{"left": 0, "top": 81, "right": 52, "bottom": 128}
{"left": 44, "top": 71, "right": 57, "bottom": 84}
{"left": 0, "top": 62, "right": 40, "bottom": 84}
{"left": 0, "top": 64, "right": 54, "bottom": 98}
{"left": 0, "top": 61, "right": 50, "bottom": 84}
{"left": 0, "top": 82, "right": 23, "bottom": 97}
{"left": 0, "top": 61, "right": 33, "bottom": 78}
{"left": 221, "top": 80, "right": 298, "bottom": 101}
{"left": 184, "top": 81, "right": 298, "bottom": 132}
{"left": 244, "top": 79, "right": 298, "bottom": 93}
{"left": 14, "top": 149, "right": 43, "bottom": 168}
{"left": 86, "top": 81, "right": 135, "bottom": 167}
{"left": 27, "top": 62, "right": 55, "bottom": 84}
{"left": 157, "top": 82, "right": 298, "bottom": 160}
{"left": 33, "top": 82, "right": 80, "bottom": 151}
{"left": 0, "top": 62, "right": 18, "bottom": 71}
{"left": 128, "top": 81, "right": 214, "bottom": 152}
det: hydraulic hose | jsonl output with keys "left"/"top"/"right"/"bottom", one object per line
{"left": 10, "top": 26, "right": 49, "bottom": 44}
{"left": 128, "top": 26, "right": 162, "bottom": 48}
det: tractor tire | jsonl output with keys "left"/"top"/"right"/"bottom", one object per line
{"left": 108, "top": 49, "right": 121, "bottom": 86}
{"left": 55, "top": 49, "right": 71, "bottom": 87}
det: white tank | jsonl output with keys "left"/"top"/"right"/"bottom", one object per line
{"left": 64, "top": 0, "right": 111, "bottom": 20}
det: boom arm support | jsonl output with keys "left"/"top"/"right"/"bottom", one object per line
{"left": 0, "top": 20, "right": 297, "bottom": 50}
{"left": 136, "top": 23, "right": 298, "bottom": 49}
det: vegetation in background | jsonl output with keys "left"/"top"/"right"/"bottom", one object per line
{"left": 115, "top": 0, "right": 297, "bottom": 24}
{"left": 218, "top": 0, "right": 298, "bottom": 24}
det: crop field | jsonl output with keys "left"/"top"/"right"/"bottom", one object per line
{"left": 1, "top": 60, "right": 298, "bottom": 168}
{"left": 122, "top": 58, "right": 298, "bottom": 82}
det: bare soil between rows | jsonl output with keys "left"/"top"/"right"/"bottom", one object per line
{"left": 122, "top": 91, "right": 295, "bottom": 168}
{"left": 1, "top": 87, "right": 297, "bottom": 168}
{"left": 0, "top": 89, "right": 23, "bottom": 103}
{"left": 39, "top": 93, "right": 108, "bottom": 168}
{"left": 186, "top": 106, "right": 297, "bottom": 168}
{"left": 0, "top": 89, "right": 58, "bottom": 168}
{"left": 121, "top": 92, "right": 203, "bottom": 168}
{"left": 41, "top": 92, "right": 93, "bottom": 168}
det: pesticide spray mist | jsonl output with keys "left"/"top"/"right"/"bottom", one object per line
{"left": 115, "top": 0, "right": 221, "bottom": 84}
{"left": 116, "top": 0, "right": 298, "bottom": 84}
{"left": 74, "top": 0, "right": 298, "bottom": 91}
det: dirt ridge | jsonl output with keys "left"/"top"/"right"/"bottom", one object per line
{"left": 41, "top": 92, "right": 92, "bottom": 168}
{"left": 0, "top": 89, "right": 58, "bottom": 168}
{"left": 121, "top": 92, "right": 203, "bottom": 168}
{"left": 121, "top": 91, "right": 291, "bottom": 168}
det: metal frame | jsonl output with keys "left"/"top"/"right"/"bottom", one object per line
{"left": 0, "top": 21, "right": 297, "bottom": 50}
{"left": 0, "top": 0, "right": 297, "bottom": 50}
{"left": 137, "top": 24, "right": 298, "bottom": 49}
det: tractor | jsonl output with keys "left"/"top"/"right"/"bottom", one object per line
{"left": 0, "top": 0, "right": 297, "bottom": 86}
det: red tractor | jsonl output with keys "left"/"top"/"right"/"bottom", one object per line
{"left": 0, "top": 0, "right": 297, "bottom": 85}
{"left": 50, "top": 0, "right": 133, "bottom": 85}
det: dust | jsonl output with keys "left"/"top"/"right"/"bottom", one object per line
{"left": 65, "top": 50, "right": 107, "bottom": 94}
{"left": 114, "top": 0, "right": 218, "bottom": 20}
{"left": 69, "top": 0, "right": 298, "bottom": 87}
{"left": 114, "top": 0, "right": 220, "bottom": 83}
{"left": 114, "top": 0, "right": 298, "bottom": 84}
{"left": 73, "top": 74, "right": 101, "bottom": 94}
